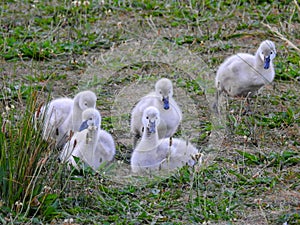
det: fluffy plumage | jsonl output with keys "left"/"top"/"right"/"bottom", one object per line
{"left": 37, "top": 90, "right": 97, "bottom": 147}
{"left": 131, "top": 106, "right": 198, "bottom": 174}
{"left": 131, "top": 78, "right": 182, "bottom": 147}
{"left": 60, "top": 108, "right": 115, "bottom": 171}
{"left": 215, "top": 40, "right": 276, "bottom": 97}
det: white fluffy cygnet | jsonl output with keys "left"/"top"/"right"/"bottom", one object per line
{"left": 131, "top": 78, "right": 182, "bottom": 147}
{"left": 37, "top": 90, "right": 97, "bottom": 148}
{"left": 131, "top": 106, "right": 198, "bottom": 174}
{"left": 60, "top": 108, "right": 116, "bottom": 171}
{"left": 215, "top": 40, "right": 276, "bottom": 97}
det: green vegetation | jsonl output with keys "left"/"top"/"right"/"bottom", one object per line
{"left": 0, "top": 0, "right": 299, "bottom": 224}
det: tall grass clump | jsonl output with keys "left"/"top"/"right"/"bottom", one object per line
{"left": 0, "top": 88, "right": 57, "bottom": 222}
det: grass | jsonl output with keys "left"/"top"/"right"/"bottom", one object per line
{"left": 1, "top": 0, "right": 300, "bottom": 224}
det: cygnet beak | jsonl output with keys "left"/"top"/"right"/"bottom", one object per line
{"left": 148, "top": 120, "right": 156, "bottom": 133}
{"left": 79, "top": 120, "right": 88, "bottom": 131}
{"left": 162, "top": 96, "right": 170, "bottom": 110}
{"left": 264, "top": 56, "right": 270, "bottom": 69}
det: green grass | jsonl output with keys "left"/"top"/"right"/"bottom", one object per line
{"left": 0, "top": 0, "right": 300, "bottom": 224}
{"left": 0, "top": 89, "right": 50, "bottom": 219}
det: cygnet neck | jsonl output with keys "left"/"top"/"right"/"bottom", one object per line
{"left": 141, "top": 126, "right": 159, "bottom": 145}
{"left": 71, "top": 98, "right": 84, "bottom": 131}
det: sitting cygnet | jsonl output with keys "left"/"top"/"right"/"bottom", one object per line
{"left": 215, "top": 40, "right": 276, "bottom": 98}
{"left": 60, "top": 108, "right": 116, "bottom": 171}
{"left": 37, "top": 90, "right": 97, "bottom": 148}
{"left": 131, "top": 78, "right": 182, "bottom": 147}
{"left": 131, "top": 106, "right": 198, "bottom": 174}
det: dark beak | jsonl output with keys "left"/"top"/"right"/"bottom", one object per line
{"left": 264, "top": 56, "right": 270, "bottom": 69}
{"left": 162, "top": 96, "right": 169, "bottom": 110}
{"left": 148, "top": 121, "right": 156, "bottom": 133}
{"left": 79, "top": 120, "right": 88, "bottom": 131}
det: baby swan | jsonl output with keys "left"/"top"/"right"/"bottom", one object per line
{"left": 131, "top": 106, "right": 198, "bottom": 174}
{"left": 60, "top": 108, "right": 116, "bottom": 171}
{"left": 215, "top": 40, "right": 276, "bottom": 98}
{"left": 131, "top": 78, "right": 182, "bottom": 147}
{"left": 38, "top": 90, "right": 97, "bottom": 148}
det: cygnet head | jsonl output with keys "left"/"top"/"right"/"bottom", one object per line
{"left": 142, "top": 106, "right": 160, "bottom": 134}
{"left": 155, "top": 78, "right": 173, "bottom": 110}
{"left": 74, "top": 90, "right": 97, "bottom": 111}
{"left": 79, "top": 108, "right": 101, "bottom": 131}
{"left": 258, "top": 40, "right": 276, "bottom": 70}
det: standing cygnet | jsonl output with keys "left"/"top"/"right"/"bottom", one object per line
{"left": 131, "top": 106, "right": 198, "bottom": 174}
{"left": 60, "top": 108, "right": 116, "bottom": 171}
{"left": 38, "top": 90, "right": 97, "bottom": 148}
{"left": 215, "top": 40, "right": 276, "bottom": 98}
{"left": 131, "top": 78, "right": 182, "bottom": 147}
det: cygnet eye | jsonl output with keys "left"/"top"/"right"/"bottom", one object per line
{"left": 270, "top": 52, "right": 273, "bottom": 54}
{"left": 89, "top": 117, "right": 93, "bottom": 120}
{"left": 84, "top": 102, "right": 88, "bottom": 106}
{"left": 146, "top": 116, "right": 149, "bottom": 119}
